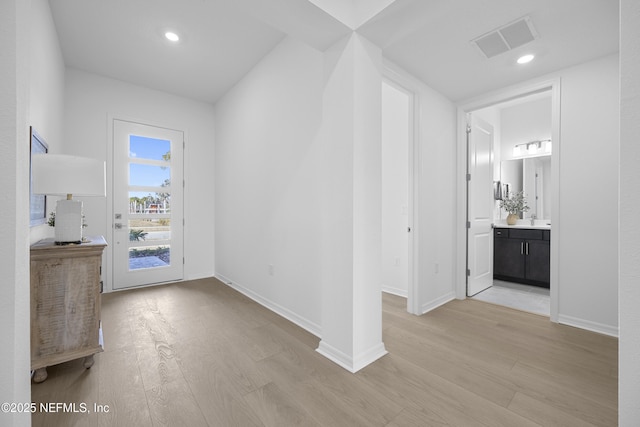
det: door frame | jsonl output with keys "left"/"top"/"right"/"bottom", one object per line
{"left": 382, "top": 60, "right": 420, "bottom": 314}
{"left": 455, "top": 78, "right": 561, "bottom": 322}
{"left": 105, "top": 113, "right": 188, "bottom": 293}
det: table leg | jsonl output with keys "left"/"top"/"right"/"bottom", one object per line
{"left": 33, "top": 368, "right": 48, "bottom": 383}
{"left": 83, "top": 355, "right": 95, "bottom": 369}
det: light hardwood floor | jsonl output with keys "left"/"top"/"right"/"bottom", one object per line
{"left": 31, "top": 277, "right": 618, "bottom": 426}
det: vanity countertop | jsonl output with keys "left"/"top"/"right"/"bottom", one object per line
{"left": 494, "top": 223, "right": 551, "bottom": 230}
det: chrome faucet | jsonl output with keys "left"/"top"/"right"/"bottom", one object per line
{"left": 530, "top": 214, "right": 537, "bottom": 226}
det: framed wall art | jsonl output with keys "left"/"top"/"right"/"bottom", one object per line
{"left": 30, "top": 127, "right": 48, "bottom": 226}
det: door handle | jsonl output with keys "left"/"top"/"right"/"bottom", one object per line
{"left": 521, "top": 242, "right": 524, "bottom": 255}
{"left": 526, "top": 242, "right": 529, "bottom": 255}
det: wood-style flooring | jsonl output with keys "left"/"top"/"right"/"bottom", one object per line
{"left": 31, "top": 277, "right": 618, "bottom": 426}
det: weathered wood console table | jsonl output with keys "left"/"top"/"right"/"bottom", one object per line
{"left": 30, "top": 236, "right": 107, "bottom": 383}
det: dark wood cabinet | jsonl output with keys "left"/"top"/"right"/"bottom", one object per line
{"left": 493, "top": 228, "right": 550, "bottom": 288}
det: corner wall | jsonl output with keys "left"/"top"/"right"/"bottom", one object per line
{"left": 214, "top": 37, "right": 325, "bottom": 334}
{"left": 213, "top": 33, "right": 460, "bottom": 340}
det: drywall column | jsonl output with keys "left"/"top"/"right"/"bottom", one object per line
{"left": 0, "top": 0, "right": 32, "bottom": 425}
{"left": 620, "top": 0, "right": 640, "bottom": 424}
{"left": 317, "top": 33, "right": 387, "bottom": 372}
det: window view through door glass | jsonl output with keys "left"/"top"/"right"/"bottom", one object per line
{"left": 128, "top": 135, "right": 172, "bottom": 271}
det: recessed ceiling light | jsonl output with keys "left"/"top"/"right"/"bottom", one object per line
{"left": 165, "top": 32, "right": 180, "bottom": 42}
{"left": 517, "top": 54, "right": 535, "bottom": 64}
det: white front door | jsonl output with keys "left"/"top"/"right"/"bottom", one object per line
{"left": 112, "top": 119, "right": 184, "bottom": 290}
{"left": 467, "top": 115, "right": 494, "bottom": 296}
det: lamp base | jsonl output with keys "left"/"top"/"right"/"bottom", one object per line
{"left": 54, "top": 199, "right": 83, "bottom": 244}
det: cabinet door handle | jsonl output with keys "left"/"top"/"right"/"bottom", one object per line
{"left": 526, "top": 242, "right": 529, "bottom": 255}
{"left": 521, "top": 242, "right": 524, "bottom": 255}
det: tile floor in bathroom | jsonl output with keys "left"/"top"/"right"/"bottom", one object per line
{"left": 471, "top": 279, "right": 550, "bottom": 316}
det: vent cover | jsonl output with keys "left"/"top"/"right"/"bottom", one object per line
{"left": 471, "top": 17, "right": 538, "bottom": 59}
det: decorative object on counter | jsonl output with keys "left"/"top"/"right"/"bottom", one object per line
{"left": 32, "top": 154, "right": 106, "bottom": 244}
{"left": 500, "top": 190, "right": 530, "bottom": 225}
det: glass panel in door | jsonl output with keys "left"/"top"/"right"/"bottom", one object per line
{"left": 113, "top": 120, "right": 184, "bottom": 289}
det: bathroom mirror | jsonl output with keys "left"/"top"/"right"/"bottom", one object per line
{"left": 500, "top": 155, "right": 551, "bottom": 220}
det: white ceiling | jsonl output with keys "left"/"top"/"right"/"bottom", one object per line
{"left": 48, "top": 0, "right": 619, "bottom": 104}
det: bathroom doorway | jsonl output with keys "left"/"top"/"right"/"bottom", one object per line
{"left": 458, "top": 80, "right": 560, "bottom": 320}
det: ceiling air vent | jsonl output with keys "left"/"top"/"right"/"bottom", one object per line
{"left": 471, "top": 16, "right": 538, "bottom": 59}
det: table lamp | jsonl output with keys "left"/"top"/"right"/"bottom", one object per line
{"left": 32, "top": 154, "right": 106, "bottom": 244}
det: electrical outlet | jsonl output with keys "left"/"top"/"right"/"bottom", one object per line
{"left": 268, "top": 264, "right": 275, "bottom": 276}
{"left": 394, "top": 257, "right": 400, "bottom": 267}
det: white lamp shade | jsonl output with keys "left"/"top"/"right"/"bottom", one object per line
{"left": 32, "top": 154, "right": 106, "bottom": 197}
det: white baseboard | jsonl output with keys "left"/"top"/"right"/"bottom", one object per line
{"left": 382, "top": 286, "right": 408, "bottom": 298}
{"left": 214, "top": 273, "right": 322, "bottom": 338}
{"left": 316, "top": 340, "right": 388, "bottom": 373}
{"left": 558, "top": 314, "right": 619, "bottom": 338}
{"left": 421, "top": 291, "right": 456, "bottom": 314}
{"left": 185, "top": 272, "right": 216, "bottom": 282}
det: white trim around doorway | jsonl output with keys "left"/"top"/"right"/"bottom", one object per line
{"left": 382, "top": 59, "right": 421, "bottom": 315}
{"left": 455, "top": 77, "right": 561, "bottom": 323}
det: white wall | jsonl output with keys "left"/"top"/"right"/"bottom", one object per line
{"left": 619, "top": 0, "right": 640, "bottom": 423}
{"left": 29, "top": 0, "right": 66, "bottom": 245}
{"left": 214, "top": 37, "right": 325, "bottom": 334}
{"left": 381, "top": 81, "right": 409, "bottom": 297}
{"left": 1, "top": 0, "right": 64, "bottom": 423}
{"left": 418, "top": 81, "right": 458, "bottom": 314}
{"left": 0, "top": 0, "right": 31, "bottom": 423}
{"left": 500, "top": 97, "right": 552, "bottom": 161}
{"left": 556, "top": 54, "right": 619, "bottom": 335}
{"left": 63, "top": 68, "right": 216, "bottom": 290}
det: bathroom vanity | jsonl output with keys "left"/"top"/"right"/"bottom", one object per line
{"left": 493, "top": 226, "right": 550, "bottom": 288}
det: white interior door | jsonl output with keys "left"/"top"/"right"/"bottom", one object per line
{"left": 467, "top": 115, "right": 494, "bottom": 296}
{"left": 112, "top": 119, "right": 184, "bottom": 290}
